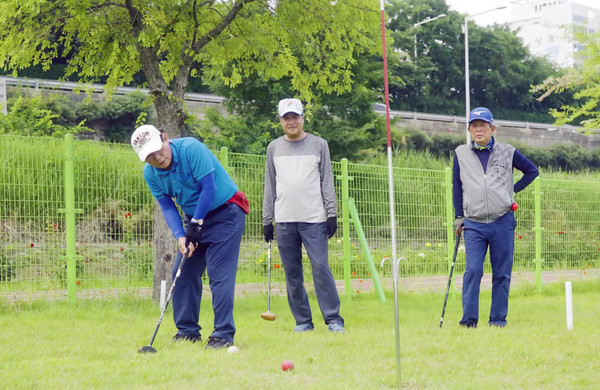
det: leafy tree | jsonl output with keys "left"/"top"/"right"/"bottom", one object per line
{"left": 198, "top": 54, "right": 386, "bottom": 160}
{"left": 0, "top": 0, "right": 382, "bottom": 137}
{"left": 534, "top": 29, "right": 600, "bottom": 132}
{"left": 386, "top": 0, "right": 463, "bottom": 113}
{"left": 385, "top": 0, "right": 568, "bottom": 122}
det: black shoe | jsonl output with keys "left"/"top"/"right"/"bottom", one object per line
{"left": 172, "top": 333, "right": 202, "bottom": 343}
{"left": 205, "top": 336, "right": 233, "bottom": 349}
{"left": 460, "top": 322, "right": 477, "bottom": 328}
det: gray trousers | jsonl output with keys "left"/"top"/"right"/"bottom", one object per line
{"left": 275, "top": 222, "right": 344, "bottom": 327}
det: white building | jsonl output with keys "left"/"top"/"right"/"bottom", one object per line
{"left": 510, "top": 0, "right": 600, "bottom": 67}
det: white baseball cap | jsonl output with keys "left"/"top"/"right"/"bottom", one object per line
{"left": 278, "top": 98, "right": 303, "bottom": 117}
{"left": 131, "top": 125, "right": 163, "bottom": 161}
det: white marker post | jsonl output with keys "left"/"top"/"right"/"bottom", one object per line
{"left": 0, "top": 77, "right": 7, "bottom": 115}
{"left": 565, "top": 281, "right": 573, "bottom": 330}
{"left": 160, "top": 280, "right": 167, "bottom": 310}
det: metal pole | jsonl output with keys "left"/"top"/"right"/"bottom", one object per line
{"left": 341, "top": 158, "right": 352, "bottom": 296}
{"left": 413, "top": 34, "right": 417, "bottom": 70}
{"left": 464, "top": 17, "right": 471, "bottom": 145}
{"left": 463, "top": 6, "right": 507, "bottom": 144}
{"left": 64, "top": 134, "right": 77, "bottom": 301}
{"left": 379, "top": 0, "right": 401, "bottom": 384}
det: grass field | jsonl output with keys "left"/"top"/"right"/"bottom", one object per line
{"left": 1, "top": 281, "right": 599, "bottom": 389}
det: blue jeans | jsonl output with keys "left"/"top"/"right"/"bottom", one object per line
{"left": 276, "top": 222, "right": 344, "bottom": 327}
{"left": 172, "top": 203, "right": 246, "bottom": 342}
{"left": 460, "top": 212, "right": 516, "bottom": 327}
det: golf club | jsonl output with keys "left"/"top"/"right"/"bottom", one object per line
{"left": 440, "top": 230, "right": 462, "bottom": 328}
{"left": 261, "top": 242, "right": 276, "bottom": 321}
{"left": 138, "top": 252, "right": 188, "bottom": 353}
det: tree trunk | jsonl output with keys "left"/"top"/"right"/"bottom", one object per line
{"left": 152, "top": 200, "right": 174, "bottom": 302}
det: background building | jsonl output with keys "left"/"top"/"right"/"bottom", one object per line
{"left": 510, "top": 0, "right": 600, "bottom": 67}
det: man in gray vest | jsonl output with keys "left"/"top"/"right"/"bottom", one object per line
{"left": 453, "top": 107, "right": 539, "bottom": 328}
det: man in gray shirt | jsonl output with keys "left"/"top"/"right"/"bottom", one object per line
{"left": 262, "top": 98, "right": 345, "bottom": 333}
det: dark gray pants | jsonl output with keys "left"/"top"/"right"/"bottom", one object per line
{"left": 275, "top": 222, "right": 344, "bottom": 327}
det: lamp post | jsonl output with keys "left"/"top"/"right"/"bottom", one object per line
{"left": 413, "top": 14, "right": 447, "bottom": 70}
{"left": 412, "top": 14, "right": 446, "bottom": 111}
{"left": 464, "top": 6, "right": 507, "bottom": 144}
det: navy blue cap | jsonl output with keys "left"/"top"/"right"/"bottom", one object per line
{"left": 468, "top": 107, "right": 494, "bottom": 123}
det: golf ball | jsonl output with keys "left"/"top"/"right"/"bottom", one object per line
{"left": 227, "top": 346, "right": 239, "bottom": 354}
{"left": 281, "top": 360, "right": 294, "bottom": 372}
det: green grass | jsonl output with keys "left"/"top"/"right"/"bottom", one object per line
{"left": 1, "top": 281, "right": 599, "bottom": 389}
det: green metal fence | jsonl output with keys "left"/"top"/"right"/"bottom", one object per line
{"left": 1, "top": 134, "right": 598, "bottom": 299}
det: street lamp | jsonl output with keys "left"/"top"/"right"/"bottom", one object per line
{"left": 413, "top": 14, "right": 447, "bottom": 70}
{"left": 412, "top": 13, "right": 446, "bottom": 111}
{"left": 464, "top": 6, "right": 507, "bottom": 144}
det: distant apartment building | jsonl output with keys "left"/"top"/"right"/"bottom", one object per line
{"left": 510, "top": 0, "right": 600, "bottom": 67}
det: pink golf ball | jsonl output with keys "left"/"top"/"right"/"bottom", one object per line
{"left": 281, "top": 360, "right": 294, "bottom": 372}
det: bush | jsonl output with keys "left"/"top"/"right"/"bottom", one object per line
{"left": 0, "top": 91, "right": 151, "bottom": 142}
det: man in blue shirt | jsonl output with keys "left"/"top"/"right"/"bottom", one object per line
{"left": 453, "top": 108, "right": 539, "bottom": 328}
{"left": 131, "top": 124, "right": 249, "bottom": 348}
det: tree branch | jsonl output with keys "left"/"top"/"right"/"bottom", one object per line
{"left": 192, "top": 0, "right": 256, "bottom": 53}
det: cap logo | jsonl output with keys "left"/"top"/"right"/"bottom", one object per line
{"left": 472, "top": 110, "right": 486, "bottom": 116}
{"left": 132, "top": 130, "right": 152, "bottom": 149}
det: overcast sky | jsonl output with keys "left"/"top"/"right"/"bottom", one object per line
{"left": 445, "top": 0, "right": 600, "bottom": 26}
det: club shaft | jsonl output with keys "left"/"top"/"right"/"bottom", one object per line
{"left": 440, "top": 233, "right": 461, "bottom": 328}
{"left": 267, "top": 242, "right": 272, "bottom": 311}
{"left": 147, "top": 254, "right": 187, "bottom": 346}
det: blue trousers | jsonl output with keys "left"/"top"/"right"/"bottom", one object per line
{"left": 460, "top": 212, "right": 516, "bottom": 327}
{"left": 275, "top": 222, "right": 344, "bottom": 327}
{"left": 172, "top": 203, "right": 246, "bottom": 342}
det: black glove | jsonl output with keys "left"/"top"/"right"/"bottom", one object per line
{"left": 453, "top": 217, "right": 464, "bottom": 236}
{"left": 326, "top": 216, "right": 337, "bottom": 239}
{"left": 185, "top": 222, "right": 203, "bottom": 246}
{"left": 263, "top": 224, "right": 274, "bottom": 243}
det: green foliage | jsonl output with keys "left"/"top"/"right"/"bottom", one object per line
{"left": 200, "top": 53, "right": 386, "bottom": 160}
{"left": 0, "top": 91, "right": 151, "bottom": 142}
{"left": 0, "top": 251, "right": 15, "bottom": 282}
{"left": 534, "top": 29, "right": 600, "bottom": 130}
{"left": 514, "top": 142, "right": 600, "bottom": 172}
{"left": 75, "top": 92, "right": 152, "bottom": 142}
{"left": 0, "top": 94, "right": 89, "bottom": 137}
{"left": 385, "top": 0, "right": 568, "bottom": 121}
{"left": 0, "top": 0, "right": 382, "bottom": 134}
{"left": 195, "top": 107, "right": 279, "bottom": 156}
{"left": 387, "top": 127, "right": 463, "bottom": 162}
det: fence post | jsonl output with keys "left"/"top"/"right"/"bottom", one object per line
{"left": 444, "top": 167, "right": 456, "bottom": 293}
{"left": 532, "top": 177, "right": 543, "bottom": 292}
{"left": 348, "top": 198, "right": 386, "bottom": 302}
{"left": 339, "top": 159, "right": 352, "bottom": 296}
{"left": 63, "top": 134, "right": 78, "bottom": 302}
{"left": 219, "top": 146, "right": 229, "bottom": 172}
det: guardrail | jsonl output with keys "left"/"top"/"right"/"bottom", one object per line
{"left": 2, "top": 76, "right": 225, "bottom": 103}
{"left": 371, "top": 103, "right": 588, "bottom": 133}
{"left": 3, "top": 76, "right": 595, "bottom": 134}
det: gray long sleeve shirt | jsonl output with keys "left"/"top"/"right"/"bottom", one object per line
{"left": 262, "top": 133, "right": 337, "bottom": 225}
